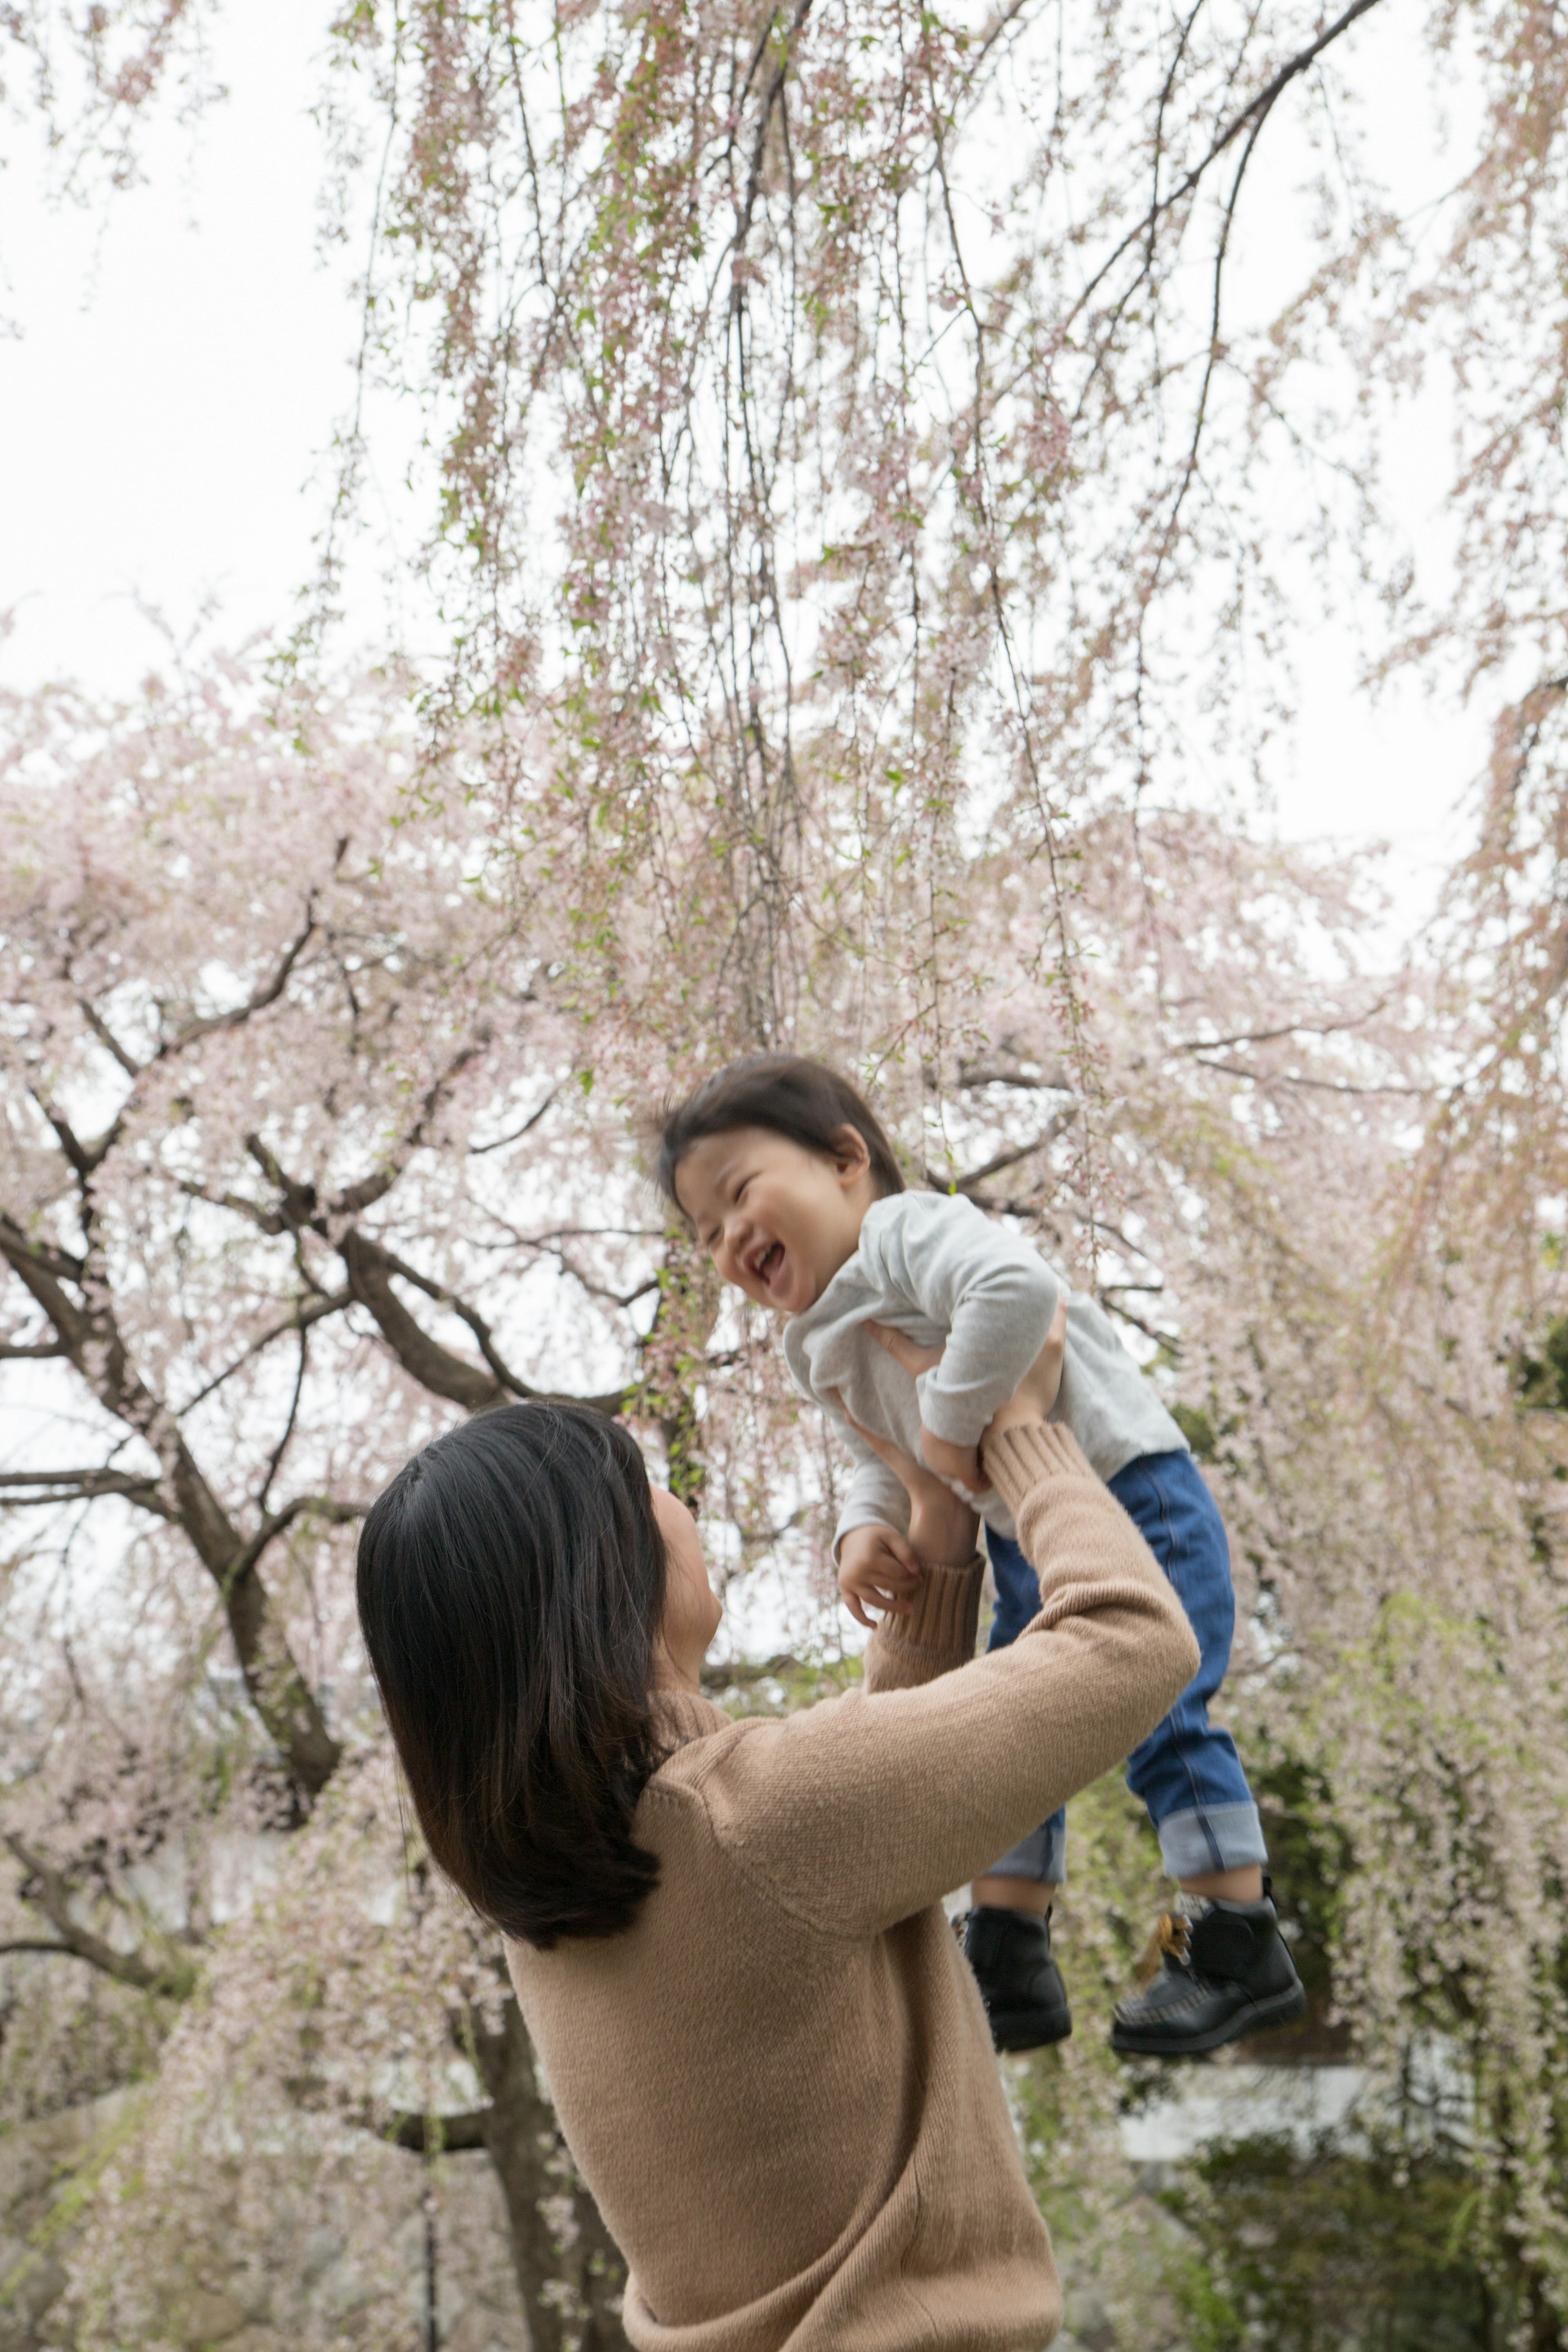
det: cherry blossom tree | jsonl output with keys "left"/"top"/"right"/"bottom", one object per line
{"left": 6, "top": 0, "right": 1568, "bottom": 2339}
{"left": 0, "top": 656, "right": 666, "bottom": 2346}
{"left": 0, "top": 632, "right": 1487, "bottom": 2341}
{"left": 5, "top": 632, "right": 1568, "bottom": 2340}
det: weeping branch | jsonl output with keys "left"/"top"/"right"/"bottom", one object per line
{"left": 1060, "top": 0, "right": 1388, "bottom": 339}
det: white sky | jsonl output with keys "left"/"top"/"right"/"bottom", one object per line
{"left": 0, "top": 0, "right": 1487, "bottom": 930}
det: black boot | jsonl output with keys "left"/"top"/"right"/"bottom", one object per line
{"left": 963, "top": 1904, "right": 1073, "bottom": 2051}
{"left": 1111, "top": 1883, "right": 1305, "bottom": 2059}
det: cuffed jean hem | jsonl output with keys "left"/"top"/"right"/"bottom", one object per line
{"left": 1155, "top": 1800, "right": 1268, "bottom": 1881}
{"left": 979, "top": 1814, "right": 1067, "bottom": 1886}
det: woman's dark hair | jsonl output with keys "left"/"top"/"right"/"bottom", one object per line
{"left": 656, "top": 1053, "right": 906, "bottom": 1211}
{"left": 356, "top": 1402, "right": 668, "bottom": 1949}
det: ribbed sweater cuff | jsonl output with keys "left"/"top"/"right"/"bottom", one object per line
{"left": 864, "top": 1554, "right": 984, "bottom": 1694}
{"left": 981, "top": 1422, "right": 1095, "bottom": 1517}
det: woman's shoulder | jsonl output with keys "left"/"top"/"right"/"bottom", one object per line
{"left": 643, "top": 1700, "right": 780, "bottom": 1822}
{"left": 646, "top": 1698, "right": 813, "bottom": 1803}
{"left": 638, "top": 1700, "right": 884, "bottom": 1937}
{"left": 647, "top": 1690, "right": 872, "bottom": 1844}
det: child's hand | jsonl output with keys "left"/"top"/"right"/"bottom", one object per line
{"left": 837, "top": 1523, "right": 923, "bottom": 1631}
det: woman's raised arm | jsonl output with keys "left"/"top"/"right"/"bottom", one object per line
{"left": 683, "top": 1413, "right": 1200, "bottom": 1939}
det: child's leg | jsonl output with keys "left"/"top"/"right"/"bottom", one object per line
{"left": 962, "top": 1533, "right": 1072, "bottom": 2048}
{"left": 1108, "top": 1450, "right": 1303, "bottom": 2055}
{"left": 973, "top": 1529, "right": 1066, "bottom": 1909}
{"left": 1109, "top": 1451, "right": 1266, "bottom": 1891}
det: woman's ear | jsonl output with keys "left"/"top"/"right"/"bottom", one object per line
{"left": 829, "top": 1124, "right": 872, "bottom": 1185}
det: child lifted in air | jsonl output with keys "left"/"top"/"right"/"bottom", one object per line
{"left": 659, "top": 1054, "right": 1304, "bottom": 2058}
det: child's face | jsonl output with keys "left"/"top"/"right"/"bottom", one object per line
{"left": 674, "top": 1125, "right": 873, "bottom": 1315}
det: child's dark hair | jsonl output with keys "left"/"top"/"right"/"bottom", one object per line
{"left": 657, "top": 1054, "right": 906, "bottom": 1210}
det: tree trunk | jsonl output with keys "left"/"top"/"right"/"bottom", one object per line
{"left": 471, "top": 1996, "right": 630, "bottom": 2351}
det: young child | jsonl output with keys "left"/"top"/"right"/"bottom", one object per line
{"left": 659, "top": 1053, "right": 1304, "bottom": 2058}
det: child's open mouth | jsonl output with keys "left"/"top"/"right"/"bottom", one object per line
{"left": 750, "top": 1240, "right": 785, "bottom": 1289}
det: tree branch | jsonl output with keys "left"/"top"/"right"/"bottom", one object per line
{"left": 176, "top": 1288, "right": 352, "bottom": 1415}
{"left": 924, "top": 1107, "right": 1076, "bottom": 1196}
{"left": 31, "top": 1093, "right": 96, "bottom": 1182}
{"left": 226, "top": 1492, "right": 372, "bottom": 1588}
{"left": 0, "top": 1468, "right": 172, "bottom": 1515}
{"left": 341, "top": 1229, "right": 514, "bottom": 1412}
{"left": 0, "top": 1213, "right": 342, "bottom": 1799}
{"left": 78, "top": 998, "right": 141, "bottom": 1079}
{"left": 955, "top": 1062, "right": 1073, "bottom": 1093}
{"left": 0, "top": 1230, "right": 84, "bottom": 1284}
{"left": 289, "top": 2073, "right": 494, "bottom": 2154}
{"left": 729, "top": 0, "right": 813, "bottom": 272}
{"left": 1063, "top": 0, "right": 1387, "bottom": 336}
{"left": 468, "top": 1085, "right": 562, "bottom": 1154}
{"left": 326, "top": 1034, "right": 491, "bottom": 1220}
{"left": 3, "top": 1835, "right": 190, "bottom": 1995}
{"left": 342, "top": 1230, "right": 626, "bottom": 1416}
{"left": 57, "top": 906, "right": 322, "bottom": 1178}
{"left": 1192, "top": 1056, "right": 1429, "bottom": 1097}
{"left": 1174, "top": 1003, "right": 1389, "bottom": 1054}
{"left": 390, "top": 2109, "right": 492, "bottom": 2154}
{"left": 258, "top": 1324, "right": 310, "bottom": 1512}
{"left": 176, "top": 1177, "right": 288, "bottom": 1236}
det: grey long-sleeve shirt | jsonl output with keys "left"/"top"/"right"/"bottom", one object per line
{"left": 782, "top": 1190, "right": 1187, "bottom": 1547}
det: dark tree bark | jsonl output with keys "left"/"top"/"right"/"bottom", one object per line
{"left": 471, "top": 1996, "right": 631, "bottom": 2352}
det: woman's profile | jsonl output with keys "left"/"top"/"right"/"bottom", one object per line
{"left": 356, "top": 1316, "right": 1198, "bottom": 2349}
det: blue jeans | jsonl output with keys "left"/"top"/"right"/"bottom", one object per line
{"left": 982, "top": 1449, "right": 1266, "bottom": 1884}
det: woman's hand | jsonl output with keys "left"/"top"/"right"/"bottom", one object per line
{"left": 864, "top": 1301, "right": 1069, "bottom": 1481}
{"left": 833, "top": 1303, "right": 1070, "bottom": 1597}
{"left": 861, "top": 1323, "right": 982, "bottom": 1493}
{"left": 829, "top": 1388, "right": 979, "bottom": 1572}
{"left": 982, "top": 1297, "right": 1068, "bottom": 1455}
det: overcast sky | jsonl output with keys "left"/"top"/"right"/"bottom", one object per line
{"left": 0, "top": 0, "right": 1486, "bottom": 933}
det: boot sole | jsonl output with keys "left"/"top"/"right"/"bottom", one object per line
{"left": 1110, "top": 1980, "right": 1306, "bottom": 2060}
{"left": 989, "top": 2004, "right": 1073, "bottom": 2052}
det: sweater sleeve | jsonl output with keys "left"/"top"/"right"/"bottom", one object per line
{"left": 689, "top": 1426, "right": 1200, "bottom": 1936}
{"left": 862, "top": 1553, "right": 987, "bottom": 1692}
{"left": 866, "top": 1194, "right": 1062, "bottom": 1450}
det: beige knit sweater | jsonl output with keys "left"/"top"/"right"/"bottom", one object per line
{"left": 506, "top": 1425, "right": 1200, "bottom": 2352}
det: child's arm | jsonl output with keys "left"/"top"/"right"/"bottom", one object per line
{"left": 834, "top": 1453, "right": 923, "bottom": 1629}
{"left": 866, "top": 1195, "right": 1062, "bottom": 1491}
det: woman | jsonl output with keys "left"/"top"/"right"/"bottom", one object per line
{"left": 356, "top": 1314, "right": 1198, "bottom": 2350}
